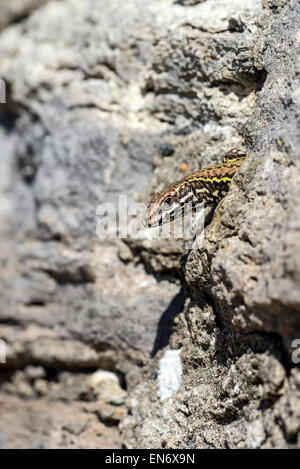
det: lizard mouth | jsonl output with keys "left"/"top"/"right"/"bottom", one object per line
{"left": 144, "top": 203, "right": 183, "bottom": 228}
{"left": 143, "top": 213, "right": 164, "bottom": 228}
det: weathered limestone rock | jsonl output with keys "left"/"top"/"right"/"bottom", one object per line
{"left": 122, "top": 0, "right": 300, "bottom": 449}
{"left": 0, "top": 0, "right": 50, "bottom": 30}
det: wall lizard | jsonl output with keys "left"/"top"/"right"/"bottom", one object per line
{"left": 145, "top": 149, "right": 247, "bottom": 227}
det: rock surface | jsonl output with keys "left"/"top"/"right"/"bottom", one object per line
{"left": 0, "top": 0, "right": 299, "bottom": 449}
{"left": 0, "top": 0, "right": 50, "bottom": 30}
{"left": 122, "top": 0, "right": 300, "bottom": 449}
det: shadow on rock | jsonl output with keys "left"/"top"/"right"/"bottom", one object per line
{"left": 151, "top": 286, "right": 185, "bottom": 357}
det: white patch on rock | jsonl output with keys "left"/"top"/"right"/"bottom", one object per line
{"left": 247, "top": 419, "right": 266, "bottom": 449}
{"left": 157, "top": 349, "right": 182, "bottom": 401}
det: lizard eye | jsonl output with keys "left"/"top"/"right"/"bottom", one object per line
{"left": 164, "top": 197, "right": 172, "bottom": 205}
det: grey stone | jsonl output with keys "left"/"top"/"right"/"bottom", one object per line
{"left": 121, "top": 0, "right": 300, "bottom": 449}
{"left": 0, "top": 0, "right": 49, "bottom": 30}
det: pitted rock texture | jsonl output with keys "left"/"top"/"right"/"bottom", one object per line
{"left": 0, "top": 0, "right": 188, "bottom": 370}
{"left": 122, "top": 0, "right": 300, "bottom": 449}
{"left": 0, "top": 0, "right": 50, "bottom": 30}
{"left": 186, "top": 0, "right": 300, "bottom": 350}
{"left": 0, "top": 0, "right": 299, "bottom": 449}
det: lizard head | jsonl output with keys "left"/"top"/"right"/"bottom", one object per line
{"left": 144, "top": 180, "right": 195, "bottom": 228}
{"left": 223, "top": 148, "right": 247, "bottom": 162}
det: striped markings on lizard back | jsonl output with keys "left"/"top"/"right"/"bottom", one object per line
{"left": 145, "top": 149, "right": 247, "bottom": 228}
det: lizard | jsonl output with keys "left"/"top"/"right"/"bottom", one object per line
{"left": 144, "top": 149, "right": 247, "bottom": 228}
